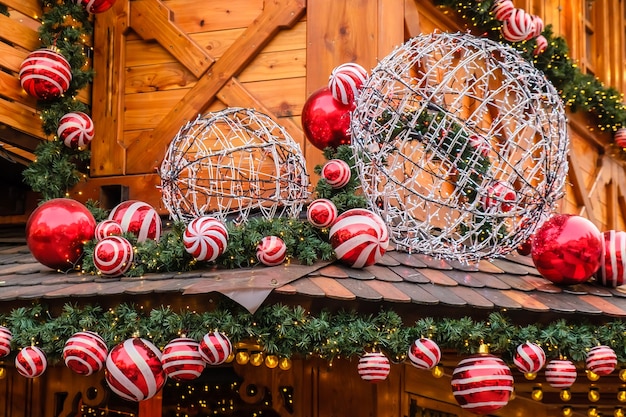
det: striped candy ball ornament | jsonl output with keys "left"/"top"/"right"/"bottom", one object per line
{"left": 482, "top": 180, "right": 516, "bottom": 212}
{"left": 358, "top": 352, "right": 390, "bottom": 382}
{"left": 19, "top": 48, "right": 72, "bottom": 101}
{"left": 58, "top": 112, "right": 95, "bottom": 149}
{"left": 16, "top": 346, "right": 47, "bottom": 378}
{"left": 75, "top": 0, "right": 117, "bottom": 14}
{"left": 545, "top": 359, "right": 577, "bottom": 388}
{"left": 534, "top": 35, "right": 548, "bottom": 56}
{"left": 307, "top": 199, "right": 338, "bottom": 228}
{"left": 451, "top": 354, "right": 513, "bottom": 415}
{"left": 93, "top": 236, "right": 134, "bottom": 277}
{"left": 199, "top": 332, "right": 232, "bottom": 365}
{"left": 491, "top": 0, "right": 515, "bottom": 20}
{"left": 105, "top": 338, "right": 165, "bottom": 402}
{"left": 183, "top": 216, "right": 229, "bottom": 262}
{"left": 501, "top": 9, "right": 534, "bottom": 43}
{"left": 615, "top": 128, "right": 626, "bottom": 148}
{"left": 256, "top": 236, "right": 287, "bottom": 266}
{"left": 63, "top": 331, "right": 108, "bottom": 376}
{"left": 328, "top": 62, "right": 368, "bottom": 106}
{"left": 94, "top": 220, "right": 123, "bottom": 241}
{"left": 529, "top": 15, "right": 544, "bottom": 38}
{"left": 108, "top": 200, "right": 162, "bottom": 242}
{"left": 161, "top": 337, "right": 206, "bottom": 381}
{"left": 586, "top": 345, "right": 617, "bottom": 376}
{"left": 469, "top": 135, "right": 490, "bottom": 157}
{"left": 513, "top": 342, "right": 546, "bottom": 374}
{"left": 321, "top": 159, "right": 351, "bottom": 189}
{"left": 596, "top": 230, "right": 626, "bottom": 287}
{"left": 329, "top": 208, "right": 388, "bottom": 268}
{"left": 0, "top": 326, "right": 12, "bottom": 358}
{"left": 407, "top": 338, "right": 441, "bottom": 370}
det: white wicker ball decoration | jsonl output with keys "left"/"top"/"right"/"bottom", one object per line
{"left": 160, "top": 108, "right": 309, "bottom": 224}
{"left": 350, "top": 32, "right": 568, "bottom": 262}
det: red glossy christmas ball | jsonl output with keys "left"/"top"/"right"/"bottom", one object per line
{"left": 76, "top": 0, "right": 117, "bottom": 14}
{"left": 531, "top": 214, "right": 602, "bottom": 285}
{"left": 301, "top": 87, "right": 352, "bottom": 151}
{"left": 19, "top": 48, "right": 72, "bottom": 101}
{"left": 596, "top": 230, "right": 626, "bottom": 287}
{"left": 26, "top": 198, "right": 96, "bottom": 271}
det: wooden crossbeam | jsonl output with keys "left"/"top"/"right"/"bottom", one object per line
{"left": 567, "top": 153, "right": 599, "bottom": 226}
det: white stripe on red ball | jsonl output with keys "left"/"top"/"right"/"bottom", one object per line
{"left": 545, "top": 359, "right": 577, "bottom": 388}
{"left": 58, "top": 112, "right": 95, "bottom": 149}
{"left": 328, "top": 63, "right": 368, "bottom": 106}
{"left": 162, "top": 337, "right": 206, "bottom": 381}
{"left": 183, "top": 216, "right": 229, "bottom": 262}
{"left": 199, "top": 332, "right": 232, "bottom": 365}
{"left": 63, "top": 331, "right": 108, "bottom": 376}
{"left": 16, "top": 346, "right": 47, "bottom": 378}
{"left": 358, "top": 352, "right": 390, "bottom": 382}
{"left": 108, "top": 200, "right": 162, "bottom": 242}
{"left": 256, "top": 236, "right": 287, "bottom": 266}
{"left": 93, "top": 236, "right": 134, "bottom": 277}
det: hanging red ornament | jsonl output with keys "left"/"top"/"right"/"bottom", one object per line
{"left": 328, "top": 62, "right": 368, "bottom": 107}
{"left": 468, "top": 135, "right": 490, "bottom": 157}
{"left": 58, "top": 111, "right": 94, "bottom": 149}
{"left": 491, "top": 0, "right": 515, "bottom": 20}
{"left": 105, "top": 338, "right": 165, "bottom": 402}
{"left": 301, "top": 87, "right": 351, "bottom": 151}
{"left": 451, "top": 354, "right": 513, "bottom": 415}
{"left": 16, "top": 346, "right": 47, "bottom": 378}
{"left": 321, "top": 159, "right": 352, "bottom": 189}
{"left": 358, "top": 352, "right": 390, "bottom": 382}
{"left": 513, "top": 342, "right": 546, "bottom": 374}
{"left": 94, "top": 220, "right": 123, "bottom": 241}
{"left": 108, "top": 200, "right": 162, "bottom": 242}
{"left": 26, "top": 198, "right": 96, "bottom": 271}
{"left": 75, "top": 0, "right": 117, "bottom": 14}
{"left": 329, "top": 208, "right": 388, "bottom": 268}
{"left": 615, "top": 128, "right": 626, "bottom": 148}
{"left": 501, "top": 9, "right": 533, "bottom": 43}
{"left": 0, "top": 327, "right": 12, "bottom": 358}
{"left": 407, "top": 338, "right": 441, "bottom": 370}
{"left": 183, "top": 216, "right": 229, "bottom": 262}
{"left": 161, "top": 337, "right": 206, "bottom": 381}
{"left": 530, "top": 15, "right": 545, "bottom": 38}
{"left": 93, "top": 236, "right": 134, "bottom": 277}
{"left": 595, "top": 230, "right": 626, "bottom": 288}
{"left": 482, "top": 180, "right": 516, "bottom": 213}
{"left": 19, "top": 48, "right": 72, "bottom": 100}
{"left": 307, "top": 198, "right": 338, "bottom": 228}
{"left": 63, "top": 331, "right": 108, "bottom": 376}
{"left": 545, "top": 359, "right": 577, "bottom": 388}
{"left": 533, "top": 35, "right": 548, "bottom": 56}
{"left": 531, "top": 214, "right": 602, "bottom": 285}
{"left": 256, "top": 236, "right": 287, "bottom": 266}
{"left": 199, "top": 332, "right": 232, "bottom": 365}
{"left": 586, "top": 345, "right": 617, "bottom": 376}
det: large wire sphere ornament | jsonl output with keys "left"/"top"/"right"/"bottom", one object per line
{"left": 350, "top": 32, "right": 568, "bottom": 262}
{"left": 159, "top": 108, "right": 310, "bottom": 223}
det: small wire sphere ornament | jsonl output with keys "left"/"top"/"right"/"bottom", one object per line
{"left": 351, "top": 32, "right": 568, "bottom": 262}
{"left": 160, "top": 108, "right": 310, "bottom": 223}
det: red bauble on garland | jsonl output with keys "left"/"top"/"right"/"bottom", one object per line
{"left": 358, "top": 352, "right": 390, "bottom": 382}
{"left": 595, "top": 230, "right": 626, "bottom": 288}
{"left": 307, "top": 198, "right": 338, "bottom": 228}
{"left": 531, "top": 214, "right": 602, "bottom": 285}
{"left": 16, "top": 346, "right": 47, "bottom": 378}
{"left": 94, "top": 220, "right": 123, "bottom": 241}
{"left": 451, "top": 354, "right": 513, "bottom": 415}
{"left": 161, "top": 337, "right": 206, "bottom": 381}
{"left": 321, "top": 159, "right": 351, "bottom": 189}
{"left": 328, "top": 62, "right": 368, "bottom": 106}
{"left": 63, "top": 331, "right": 108, "bottom": 376}
{"left": 0, "top": 326, "right": 12, "bottom": 358}
{"left": 183, "top": 216, "right": 229, "bottom": 262}
{"left": 407, "top": 338, "right": 441, "bottom": 370}
{"left": 491, "top": 0, "right": 515, "bottom": 20}
{"left": 586, "top": 345, "right": 617, "bottom": 376}
{"left": 329, "top": 208, "right": 388, "bottom": 268}
{"left": 19, "top": 48, "right": 72, "bottom": 101}
{"left": 105, "top": 338, "right": 165, "bottom": 402}
{"left": 199, "top": 332, "right": 232, "bottom": 365}
{"left": 615, "top": 128, "right": 626, "bottom": 148}
{"left": 301, "top": 87, "right": 352, "bottom": 151}
{"left": 75, "top": 0, "right": 117, "bottom": 14}
{"left": 26, "top": 198, "right": 96, "bottom": 271}
{"left": 256, "top": 236, "right": 287, "bottom": 266}
{"left": 545, "top": 359, "right": 577, "bottom": 388}
{"left": 93, "top": 236, "right": 134, "bottom": 277}
{"left": 501, "top": 9, "right": 534, "bottom": 42}
{"left": 513, "top": 342, "right": 546, "bottom": 375}
{"left": 108, "top": 200, "right": 162, "bottom": 242}
{"left": 58, "top": 111, "right": 95, "bottom": 149}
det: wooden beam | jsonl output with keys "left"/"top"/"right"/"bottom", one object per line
{"left": 0, "top": 123, "right": 42, "bottom": 153}
{"left": 126, "top": 0, "right": 306, "bottom": 175}
{"left": 0, "top": 12, "right": 40, "bottom": 51}
{"left": 2, "top": 0, "right": 43, "bottom": 20}
{"left": 567, "top": 153, "right": 599, "bottom": 226}
{"left": 129, "top": 0, "right": 214, "bottom": 78}
{"left": 404, "top": 0, "right": 422, "bottom": 38}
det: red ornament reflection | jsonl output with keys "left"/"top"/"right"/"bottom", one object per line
{"left": 301, "top": 87, "right": 352, "bottom": 150}
{"left": 26, "top": 198, "right": 96, "bottom": 271}
{"left": 531, "top": 214, "right": 602, "bottom": 285}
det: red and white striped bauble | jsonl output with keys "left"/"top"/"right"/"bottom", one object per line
{"left": 501, "top": 9, "right": 534, "bottom": 43}
{"left": 534, "top": 35, "right": 548, "bottom": 55}
{"left": 75, "top": 0, "right": 117, "bottom": 14}
{"left": 256, "top": 236, "right": 287, "bottom": 266}
{"left": 19, "top": 48, "right": 72, "bottom": 101}
{"left": 94, "top": 220, "right": 123, "bottom": 241}
{"left": 482, "top": 180, "right": 516, "bottom": 212}
{"left": 529, "top": 15, "right": 544, "bottom": 38}
{"left": 15, "top": 346, "right": 47, "bottom": 378}
{"left": 108, "top": 200, "right": 162, "bottom": 242}
{"left": 451, "top": 354, "right": 513, "bottom": 415}
{"left": 105, "top": 338, "right": 165, "bottom": 402}
{"left": 93, "top": 236, "right": 134, "bottom": 277}
{"left": 586, "top": 345, "right": 617, "bottom": 376}
{"left": 58, "top": 112, "right": 95, "bottom": 149}
{"left": 545, "top": 359, "right": 577, "bottom": 388}
{"left": 199, "top": 332, "right": 232, "bottom": 365}
{"left": 328, "top": 62, "right": 368, "bottom": 106}
{"left": 161, "top": 337, "right": 206, "bottom": 381}
{"left": 491, "top": 0, "right": 515, "bottom": 20}
{"left": 307, "top": 199, "right": 338, "bottom": 228}
{"left": 63, "top": 331, "right": 108, "bottom": 376}
{"left": 358, "top": 352, "right": 390, "bottom": 382}
{"left": 615, "top": 128, "right": 626, "bottom": 148}
{"left": 321, "top": 159, "right": 351, "bottom": 189}
{"left": 469, "top": 135, "right": 490, "bottom": 157}
{"left": 0, "top": 326, "right": 12, "bottom": 358}
{"left": 407, "top": 338, "right": 441, "bottom": 370}
{"left": 513, "top": 342, "right": 546, "bottom": 374}
{"left": 329, "top": 208, "right": 387, "bottom": 268}
{"left": 183, "top": 216, "right": 229, "bottom": 262}
{"left": 596, "top": 230, "right": 626, "bottom": 288}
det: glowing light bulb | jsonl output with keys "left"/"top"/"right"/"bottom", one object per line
{"left": 431, "top": 365, "right": 444, "bottom": 378}
{"left": 250, "top": 352, "right": 264, "bottom": 367}
{"left": 587, "top": 370, "right": 600, "bottom": 381}
{"left": 616, "top": 407, "right": 625, "bottom": 417}
{"left": 588, "top": 406, "right": 598, "bottom": 417}
{"left": 618, "top": 387, "right": 626, "bottom": 402}
{"left": 588, "top": 387, "right": 600, "bottom": 402}
{"left": 265, "top": 355, "right": 279, "bottom": 369}
{"left": 525, "top": 372, "right": 537, "bottom": 380}
{"left": 235, "top": 351, "right": 249, "bottom": 365}
{"left": 532, "top": 386, "right": 543, "bottom": 401}
{"left": 562, "top": 406, "right": 573, "bottom": 417}
{"left": 279, "top": 357, "right": 292, "bottom": 371}
{"left": 620, "top": 368, "right": 626, "bottom": 382}
{"left": 560, "top": 388, "right": 572, "bottom": 402}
